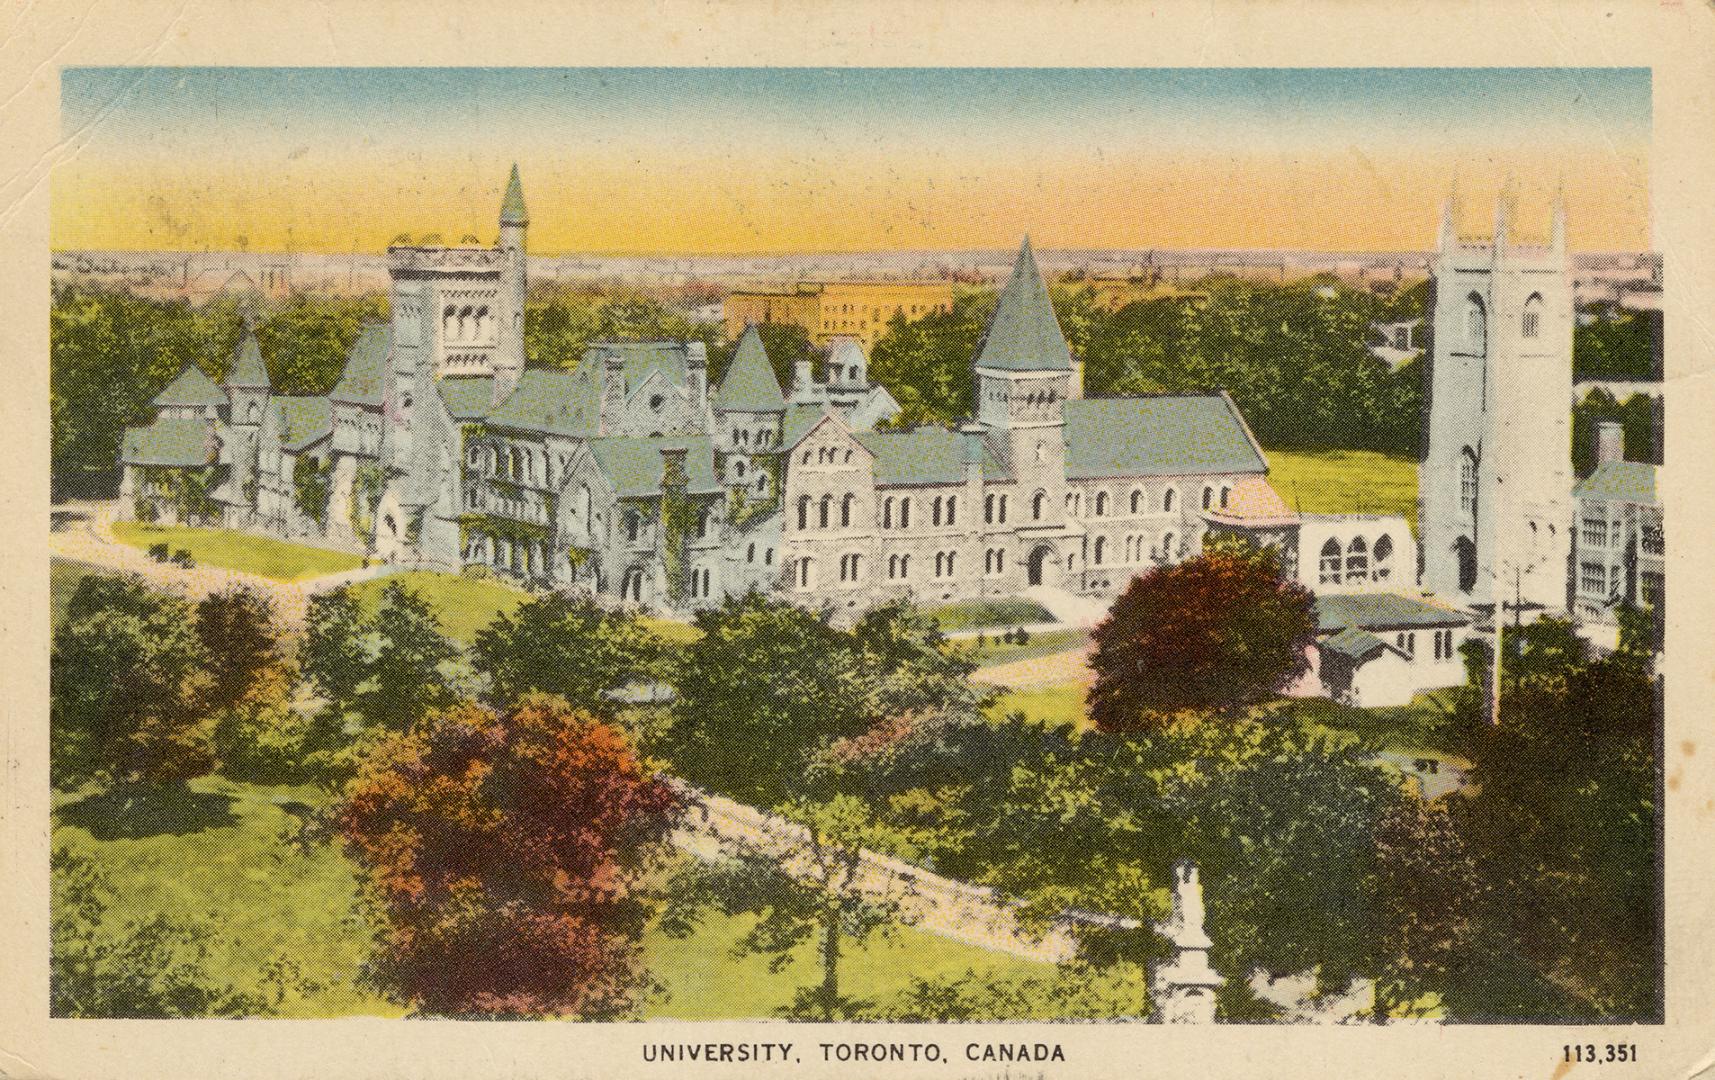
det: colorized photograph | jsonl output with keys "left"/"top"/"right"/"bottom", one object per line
{"left": 48, "top": 67, "right": 1661, "bottom": 1025}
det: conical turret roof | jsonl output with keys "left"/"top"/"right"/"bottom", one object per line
{"left": 500, "top": 163, "right": 529, "bottom": 225}
{"left": 224, "top": 327, "right": 271, "bottom": 389}
{"left": 715, "top": 325, "right": 786, "bottom": 412}
{"left": 973, "top": 237, "right": 1073, "bottom": 372}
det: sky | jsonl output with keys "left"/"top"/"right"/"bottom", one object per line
{"left": 53, "top": 68, "right": 1652, "bottom": 254}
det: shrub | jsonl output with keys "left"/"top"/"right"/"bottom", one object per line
{"left": 147, "top": 542, "right": 170, "bottom": 562}
{"left": 172, "top": 549, "right": 194, "bottom": 568}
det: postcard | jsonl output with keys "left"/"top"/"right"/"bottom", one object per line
{"left": 4, "top": 2, "right": 1713, "bottom": 1078}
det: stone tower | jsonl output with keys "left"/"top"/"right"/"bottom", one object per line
{"left": 972, "top": 237, "right": 1073, "bottom": 533}
{"left": 496, "top": 162, "right": 528, "bottom": 406}
{"left": 1419, "top": 189, "right": 1573, "bottom": 617}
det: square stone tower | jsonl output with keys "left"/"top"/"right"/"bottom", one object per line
{"left": 1419, "top": 189, "right": 1574, "bottom": 617}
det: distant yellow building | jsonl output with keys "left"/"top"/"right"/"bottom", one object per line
{"left": 724, "top": 281, "right": 956, "bottom": 347}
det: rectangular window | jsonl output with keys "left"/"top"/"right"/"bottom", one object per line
{"left": 1642, "top": 525, "right": 1664, "bottom": 556}
{"left": 1522, "top": 310, "right": 1540, "bottom": 338}
{"left": 1579, "top": 562, "right": 1607, "bottom": 597}
{"left": 1581, "top": 517, "right": 1607, "bottom": 548}
{"left": 1641, "top": 571, "right": 1663, "bottom": 609}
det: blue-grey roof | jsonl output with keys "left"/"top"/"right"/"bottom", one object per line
{"left": 485, "top": 368, "right": 599, "bottom": 436}
{"left": 1315, "top": 593, "right": 1469, "bottom": 632}
{"left": 328, "top": 324, "right": 391, "bottom": 406}
{"left": 438, "top": 377, "right": 496, "bottom": 421}
{"left": 274, "top": 396, "right": 332, "bottom": 452}
{"left": 853, "top": 426, "right": 1003, "bottom": 486}
{"left": 500, "top": 163, "right": 528, "bottom": 225}
{"left": 782, "top": 403, "right": 831, "bottom": 449}
{"left": 588, "top": 435, "right": 722, "bottom": 498}
{"left": 1063, "top": 395, "right": 1267, "bottom": 479}
{"left": 1320, "top": 626, "right": 1389, "bottom": 659}
{"left": 582, "top": 341, "right": 690, "bottom": 395}
{"left": 715, "top": 326, "right": 786, "bottom": 412}
{"left": 973, "top": 237, "right": 1073, "bottom": 372}
{"left": 1573, "top": 460, "right": 1657, "bottom": 505}
{"left": 152, "top": 365, "right": 227, "bottom": 409}
{"left": 121, "top": 417, "right": 217, "bottom": 467}
{"left": 224, "top": 329, "right": 271, "bottom": 389}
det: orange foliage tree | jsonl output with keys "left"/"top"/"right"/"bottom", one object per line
{"left": 335, "top": 694, "right": 681, "bottom": 1018}
{"left": 1088, "top": 544, "right": 1316, "bottom": 732}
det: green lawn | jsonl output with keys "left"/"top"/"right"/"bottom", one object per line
{"left": 922, "top": 596, "right": 1056, "bottom": 632}
{"left": 966, "top": 628, "right": 1088, "bottom": 668}
{"left": 1265, "top": 449, "right": 1419, "bottom": 531}
{"left": 51, "top": 558, "right": 107, "bottom": 630}
{"left": 986, "top": 682, "right": 1089, "bottom": 730}
{"left": 52, "top": 775, "right": 1051, "bottom": 1020}
{"left": 109, "top": 522, "right": 364, "bottom": 582}
{"left": 347, "top": 570, "right": 701, "bottom": 645}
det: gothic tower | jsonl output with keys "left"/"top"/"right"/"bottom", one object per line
{"left": 1419, "top": 188, "right": 1574, "bottom": 616}
{"left": 972, "top": 237, "right": 1073, "bottom": 532}
{"left": 495, "top": 162, "right": 528, "bottom": 406}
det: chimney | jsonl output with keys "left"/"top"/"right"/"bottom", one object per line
{"left": 686, "top": 342, "right": 708, "bottom": 410}
{"left": 1596, "top": 420, "right": 1624, "bottom": 466}
{"left": 600, "top": 352, "right": 626, "bottom": 435}
{"left": 794, "top": 357, "right": 814, "bottom": 397}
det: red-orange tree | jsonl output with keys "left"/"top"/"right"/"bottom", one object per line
{"left": 335, "top": 694, "right": 681, "bottom": 1018}
{"left": 1088, "top": 544, "right": 1316, "bottom": 731}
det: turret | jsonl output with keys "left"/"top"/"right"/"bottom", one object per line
{"left": 495, "top": 163, "right": 528, "bottom": 406}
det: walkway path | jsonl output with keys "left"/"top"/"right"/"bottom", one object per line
{"left": 971, "top": 644, "right": 1094, "bottom": 689}
{"left": 50, "top": 502, "right": 405, "bottom": 626}
{"left": 1022, "top": 584, "right": 1110, "bottom": 628}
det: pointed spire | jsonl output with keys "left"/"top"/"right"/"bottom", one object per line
{"left": 224, "top": 324, "right": 271, "bottom": 389}
{"left": 1551, "top": 177, "right": 1567, "bottom": 254}
{"left": 500, "top": 163, "right": 529, "bottom": 226}
{"left": 714, "top": 325, "right": 786, "bottom": 413}
{"left": 974, "top": 236, "right": 1073, "bottom": 372}
{"left": 1439, "top": 175, "right": 1460, "bottom": 251}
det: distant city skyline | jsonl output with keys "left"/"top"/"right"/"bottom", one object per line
{"left": 55, "top": 68, "right": 1652, "bottom": 255}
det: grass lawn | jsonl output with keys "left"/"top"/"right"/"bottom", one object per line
{"left": 53, "top": 775, "right": 1052, "bottom": 1020}
{"left": 51, "top": 558, "right": 108, "bottom": 630}
{"left": 922, "top": 596, "right": 1055, "bottom": 632}
{"left": 1266, "top": 449, "right": 1419, "bottom": 532}
{"left": 348, "top": 570, "right": 702, "bottom": 646}
{"left": 966, "top": 628, "right": 1088, "bottom": 668}
{"left": 109, "top": 521, "right": 364, "bottom": 582}
{"left": 986, "top": 682, "right": 1089, "bottom": 730}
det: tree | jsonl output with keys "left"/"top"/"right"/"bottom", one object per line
{"left": 52, "top": 848, "right": 311, "bottom": 1017}
{"left": 472, "top": 592, "right": 660, "bottom": 715}
{"left": 661, "top": 793, "right": 915, "bottom": 1020}
{"left": 867, "top": 291, "right": 994, "bottom": 427}
{"left": 292, "top": 454, "right": 334, "bottom": 527}
{"left": 335, "top": 695, "right": 681, "bottom": 1018}
{"left": 663, "top": 594, "right": 986, "bottom": 805}
{"left": 1087, "top": 545, "right": 1316, "bottom": 730}
{"left": 51, "top": 574, "right": 214, "bottom": 791}
{"left": 1366, "top": 798, "right": 1479, "bottom": 1020}
{"left": 194, "top": 586, "right": 284, "bottom": 714}
{"left": 357, "top": 580, "right": 458, "bottom": 729}
{"left": 301, "top": 586, "right": 371, "bottom": 707}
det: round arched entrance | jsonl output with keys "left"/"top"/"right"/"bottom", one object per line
{"left": 1026, "top": 544, "right": 1058, "bottom": 587}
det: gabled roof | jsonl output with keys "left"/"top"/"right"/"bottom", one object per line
{"left": 224, "top": 329, "right": 271, "bottom": 389}
{"left": 121, "top": 417, "right": 217, "bottom": 467}
{"left": 582, "top": 341, "right": 691, "bottom": 395}
{"left": 485, "top": 368, "right": 600, "bottom": 437}
{"left": 1315, "top": 592, "right": 1469, "bottom": 632}
{"left": 151, "top": 364, "right": 227, "bottom": 409}
{"left": 274, "top": 396, "right": 332, "bottom": 452}
{"left": 852, "top": 426, "right": 1004, "bottom": 486}
{"left": 715, "top": 326, "right": 786, "bottom": 412}
{"left": 438, "top": 377, "right": 496, "bottom": 421}
{"left": 328, "top": 324, "right": 392, "bottom": 406}
{"left": 973, "top": 237, "right": 1073, "bottom": 372}
{"left": 782, "top": 402, "right": 834, "bottom": 449}
{"left": 1063, "top": 395, "right": 1268, "bottom": 479}
{"left": 500, "top": 163, "right": 528, "bottom": 225}
{"left": 1320, "top": 626, "right": 1389, "bottom": 659}
{"left": 1573, "top": 460, "right": 1657, "bottom": 506}
{"left": 588, "top": 435, "right": 722, "bottom": 498}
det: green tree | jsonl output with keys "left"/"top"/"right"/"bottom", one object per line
{"left": 256, "top": 293, "right": 390, "bottom": 396}
{"left": 1087, "top": 545, "right": 1316, "bottom": 730}
{"left": 867, "top": 290, "right": 994, "bottom": 427}
{"left": 661, "top": 792, "right": 915, "bottom": 1020}
{"left": 292, "top": 454, "right": 334, "bottom": 527}
{"left": 194, "top": 586, "right": 284, "bottom": 714}
{"left": 355, "top": 581, "right": 459, "bottom": 730}
{"left": 471, "top": 592, "right": 662, "bottom": 714}
{"left": 51, "top": 574, "right": 214, "bottom": 792}
{"left": 301, "top": 587, "right": 371, "bottom": 708}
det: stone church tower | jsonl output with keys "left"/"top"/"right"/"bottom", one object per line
{"left": 1419, "top": 189, "right": 1574, "bottom": 617}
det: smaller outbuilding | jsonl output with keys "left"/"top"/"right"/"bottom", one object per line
{"left": 1307, "top": 592, "right": 1471, "bottom": 709}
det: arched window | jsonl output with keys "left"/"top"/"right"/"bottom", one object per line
{"left": 1372, "top": 535, "right": 1394, "bottom": 581}
{"left": 1220, "top": 486, "right": 1231, "bottom": 509}
{"left": 696, "top": 508, "right": 710, "bottom": 539}
{"left": 819, "top": 495, "right": 832, "bottom": 529}
{"left": 1460, "top": 447, "right": 1478, "bottom": 518}
{"left": 900, "top": 498, "right": 911, "bottom": 529}
{"left": 747, "top": 542, "right": 756, "bottom": 564}
{"left": 840, "top": 493, "right": 854, "bottom": 528}
{"left": 1522, "top": 294, "right": 1543, "bottom": 340}
{"left": 1162, "top": 531, "right": 1176, "bottom": 559}
{"left": 802, "top": 451, "right": 812, "bottom": 465}
{"left": 1032, "top": 490, "right": 1046, "bottom": 520}
{"left": 1319, "top": 538, "right": 1342, "bottom": 584}
{"left": 1456, "top": 536, "right": 1478, "bottom": 592}
{"left": 883, "top": 497, "right": 894, "bottom": 529}
{"left": 946, "top": 496, "right": 957, "bottom": 526}
{"left": 1163, "top": 488, "right": 1177, "bottom": 513}
{"left": 985, "top": 494, "right": 995, "bottom": 524}
{"left": 932, "top": 497, "right": 943, "bottom": 526}
{"left": 626, "top": 510, "right": 643, "bottom": 544}
{"left": 1345, "top": 536, "right": 1369, "bottom": 583}
{"left": 900, "top": 554, "right": 910, "bottom": 578}
{"left": 735, "top": 459, "right": 747, "bottom": 479}
{"left": 997, "top": 494, "right": 1007, "bottom": 524}
{"left": 1202, "top": 486, "right": 1214, "bottom": 511}
{"left": 1130, "top": 489, "right": 1143, "bottom": 514}
{"left": 1093, "top": 536, "right": 1106, "bottom": 565}
{"left": 1095, "top": 492, "right": 1108, "bottom": 517}
{"left": 797, "top": 495, "right": 811, "bottom": 530}
{"left": 1465, "top": 293, "right": 1487, "bottom": 353}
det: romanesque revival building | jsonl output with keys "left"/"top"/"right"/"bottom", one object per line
{"left": 118, "top": 167, "right": 1279, "bottom": 614}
